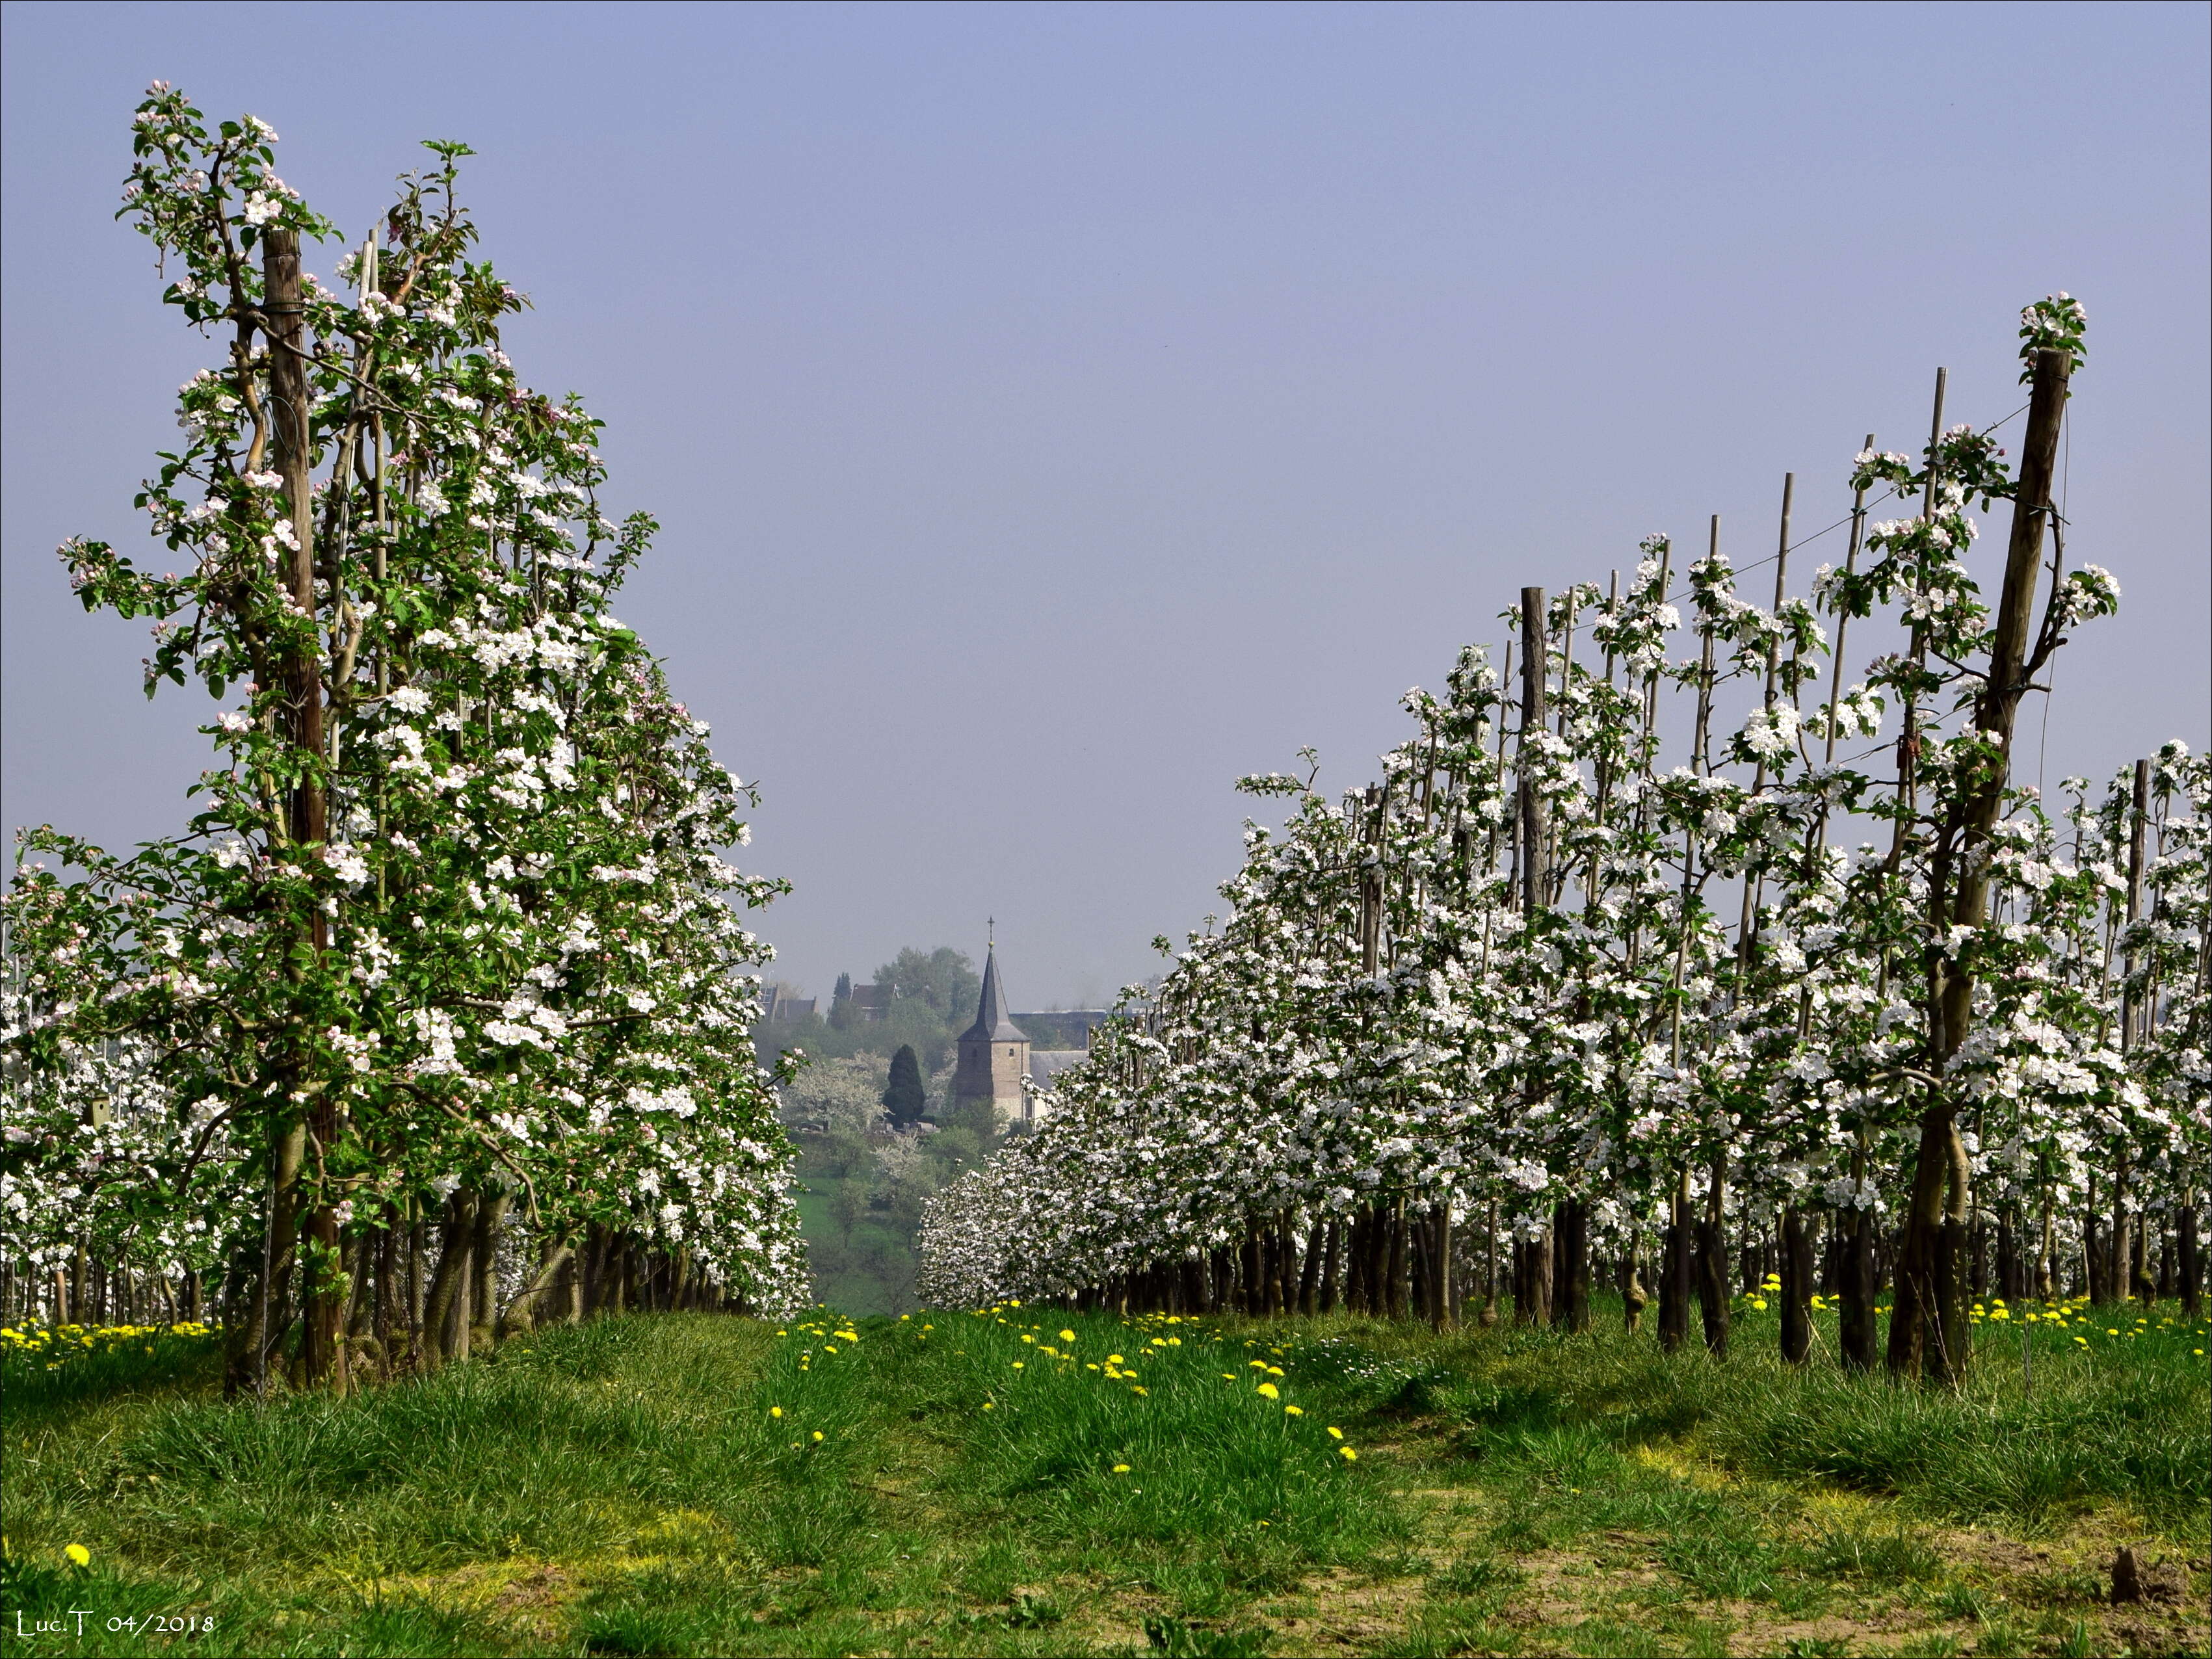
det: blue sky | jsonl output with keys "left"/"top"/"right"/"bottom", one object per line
{"left": 3, "top": 1, "right": 2205, "bottom": 1006}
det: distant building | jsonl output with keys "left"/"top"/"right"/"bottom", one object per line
{"left": 1012, "top": 1009, "right": 1113, "bottom": 1051}
{"left": 759, "top": 987, "right": 817, "bottom": 1023}
{"left": 951, "top": 943, "right": 1029, "bottom": 1129}
{"left": 949, "top": 940, "right": 1097, "bottom": 1130}
{"left": 847, "top": 982, "right": 895, "bottom": 1021}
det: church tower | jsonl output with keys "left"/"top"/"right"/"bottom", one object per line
{"left": 953, "top": 939, "right": 1031, "bottom": 1129}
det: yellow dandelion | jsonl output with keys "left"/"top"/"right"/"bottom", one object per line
{"left": 1012, "top": 1361, "right": 1025, "bottom": 1369}
{"left": 1060, "top": 1329, "right": 1077, "bottom": 1342}
{"left": 65, "top": 1545, "right": 90, "bottom": 1567}
{"left": 1257, "top": 1381, "right": 1280, "bottom": 1400}
{"left": 1285, "top": 1404, "right": 1304, "bottom": 1417}
{"left": 810, "top": 1430, "right": 824, "bottom": 1443}
{"left": 770, "top": 1406, "right": 783, "bottom": 1418}
{"left": 1326, "top": 1426, "right": 1343, "bottom": 1439}
{"left": 1339, "top": 1446, "right": 1358, "bottom": 1462}
{"left": 1113, "top": 1464, "right": 1131, "bottom": 1473}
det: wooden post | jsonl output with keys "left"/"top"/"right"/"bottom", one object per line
{"left": 2116, "top": 757, "right": 2150, "bottom": 1303}
{"left": 1890, "top": 370, "right": 1948, "bottom": 858}
{"left": 1739, "top": 475, "right": 1793, "bottom": 968}
{"left": 1518, "top": 589, "right": 1549, "bottom": 919}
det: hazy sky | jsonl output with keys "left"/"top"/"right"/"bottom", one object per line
{"left": 4, "top": 1, "right": 2206, "bottom": 1009}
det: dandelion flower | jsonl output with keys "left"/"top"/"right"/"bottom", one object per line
{"left": 1285, "top": 1405, "right": 1304, "bottom": 1417}
{"left": 1257, "top": 1381, "right": 1280, "bottom": 1400}
{"left": 1326, "top": 1426, "right": 1343, "bottom": 1439}
{"left": 811, "top": 1431, "right": 824, "bottom": 1442}
{"left": 1060, "top": 1329, "right": 1077, "bottom": 1342}
{"left": 1113, "top": 1464, "right": 1131, "bottom": 1474}
{"left": 65, "top": 1545, "right": 90, "bottom": 1567}
{"left": 770, "top": 1406, "right": 783, "bottom": 1418}
{"left": 1339, "top": 1447, "right": 1358, "bottom": 1462}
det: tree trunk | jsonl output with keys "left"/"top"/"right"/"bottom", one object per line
{"left": 419, "top": 1191, "right": 477, "bottom": 1371}
{"left": 228, "top": 1121, "right": 307, "bottom": 1396}
{"left": 1298, "top": 1216, "right": 1326, "bottom": 1315}
{"left": 2180, "top": 1195, "right": 2202, "bottom": 1318}
{"left": 1893, "top": 345, "right": 2070, "bottom": 1381}
{"left": 1696, "top": 1157, "right": 1730, "bottom": 1357}
{"left": 264, "top": 228, "right": 343, "bottom": 1392}
{"left": 1888, "top": 1121, "right": 1946, "bottom": 1378}
{"left": 1696, "top": 1215, "right": 1730, "bottom": 1359}
{"left": 1551, "top": 1199, "right": 1589, "bottom": 1332}
{"left": 470, "top": 1191, "right": 508, "bottom": 1350}
{"left": 1780, "top": 1205, "right": 1810, "bottom": 1365}
{"left": 1839, "top": 1200, "right": 1876, "bottom": 1370}
{"left": 1385, "top": 1197, "right": 1410, "bottom": 1320}
{"left": 1660, "top": 1172, "right": 1692, "bottom": 1353}
{"left": 1430, "top": 1201, "right": 1455, "bottom": 1329}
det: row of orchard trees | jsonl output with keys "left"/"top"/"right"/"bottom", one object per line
{"left": 921, "top": 301, "right": 2211, "bottom": 1381}
{"left": 0, "top": 87, "right": 808, "bottom": 1392}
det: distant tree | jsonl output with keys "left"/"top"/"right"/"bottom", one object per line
{"left": 780, "top": 1056, "right": 889, "bottom": 1138}
{"left": 835, "top": 972, "right": 853, "bottom": 1002}
{"left": 883, "top": 1044, "right": 928, "bottom": 1128}
{"left": 875, "top": 947, "right": 981, "bottom": 1027}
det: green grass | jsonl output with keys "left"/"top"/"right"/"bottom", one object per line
{"left": 3, "top": 1298, "right": 2206, "bottom": 1656}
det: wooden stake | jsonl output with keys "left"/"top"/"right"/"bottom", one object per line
{"left": 1518, "top": 588, "right": 1548, "bottom": 920}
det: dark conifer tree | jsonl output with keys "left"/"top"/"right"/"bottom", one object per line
{"left": 883, "top": 1044, "right": 927, "bottom": 1128}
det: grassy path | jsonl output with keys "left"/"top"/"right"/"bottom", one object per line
{"left": 3, "top": 1304, "right": 2207, "bottom": 1656}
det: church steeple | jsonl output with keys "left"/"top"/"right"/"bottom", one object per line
{"left": 953, "top": 934, "right": 1033, "bottom": 1130}
{"left": 963, "top": 943, "right": 1029, "bottom": 1043}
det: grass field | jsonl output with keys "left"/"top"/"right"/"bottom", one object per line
{"left": 3, "top": 1298, "right": 2205, "bottom": 1658}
